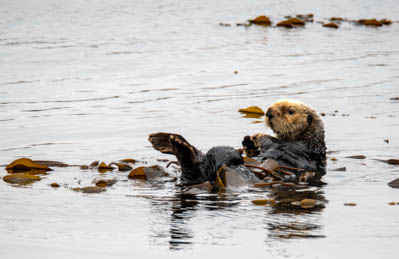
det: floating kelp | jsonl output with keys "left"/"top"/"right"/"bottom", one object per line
{"left": 344, "top": 203, "right": 357, "bottom": 206}
{"left": 323, "top": 22, "right": 339, "bottom": 29}
{"left": 346, "top": 155, "right": 366, "bottom": 159}
{"left": 98, "top": 162, "right": 114, "bottom": 173}
{"left": 109, "top": 162, "right": 132, "bottom": 171}
{"left": 249, "top": 15, "right": 272, "bottom": 26}
{"left": 238, "top": 106, "right": 265, "bottom": 116}
{"left": 93, "top": 177, "right": 117, "bottom": 187}
{"left": 330, "top": 17, "right": 344, "bottom": 21}
{"left": 252, "top": 199, "right": 276, "bottom": 205}
{"left": 72, "top": 186, "right": 106, "bottom": 193}
{"left": 50, "top": 183, "right": 60, "bottom": 188}
{"left": 33, "top": 160, "right": 69, "bottom": 167}
{"left": 120, "top": 158, "right": 137, "bottom": 164}
{"left": 277, "top": 18, "right": 305, "bottom": 28}
{"left": 128, "top": 165, "right": 168, "bottom": 180}
{"left": 6, "top": 158, "right": 52, "bottom": 173}
{"left": 358, "top": 19, "right": 382, "bottom": 26}
{"left": 3, "top": 173, "right": 41, "bottom": 185}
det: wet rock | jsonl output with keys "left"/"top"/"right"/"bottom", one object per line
{"left": 384, "top": 139, "right": 389, "bottom": 144}
{"left": 386, "top": 159, "right": 399, "bottom": 165}
{"left": 128, "top": 165, "right": 168, "bottom": 180}
{"left": 390, "top": 97, "right": 399, "bottom": 101}
{"left": 238, "top": 106, "right": 265, "bottom": 115}
{"left": 6, "top": 158, "right": 52, "bottom": 173}
{"left": 388, "top": 178, "right": 399, "bottom": 189}
{"left": 3, "top": 173, "right": 41, "bottom": 185}
{"left": 249, "top": 16, "right": 272, "bottom": 26}
{"left": 323, "top": 22, "right": 339, "bottom": 29}
{"left": 72, "top": 186, "right": 106, "bottom": 193}
{"left": 252, "top": 199, "right": 276, "bottom": 205}
{"left": 346, "top": 155, "right": 366, "bottom": 159}
{"left": 80, "top": 165, "right": 89, "bottom": 170}
{"left": 50, "top": 182, "right": 60, "bottom": 188}
{"left": 388, "top": 202, "right": 396, "bottom": 206}
{"left": 358, "top": 19, "right": 382, "bottom": 27}
{"left": 277, "top": 18, "right": 305, "bottom": 28}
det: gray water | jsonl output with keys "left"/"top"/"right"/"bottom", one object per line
{"left": 1, "top": 0, "right": 399, "bottom": 258}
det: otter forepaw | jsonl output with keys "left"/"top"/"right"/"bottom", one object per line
{"left": 242, "top": 135, "right": 261, "bottom": 157}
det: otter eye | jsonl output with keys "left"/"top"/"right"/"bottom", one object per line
{"left": 288, "top": 110, "right": 295, "bottom": 115}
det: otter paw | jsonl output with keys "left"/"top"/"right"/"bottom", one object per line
{"left": 242, "top": 135, "right": 261, "bottom": 157}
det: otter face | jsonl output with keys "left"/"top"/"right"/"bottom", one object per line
{"left": 265, "top": 100, "right": 313, "bottom": 141}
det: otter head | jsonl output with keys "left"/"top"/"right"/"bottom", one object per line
{"left": 265, "top": 100, "right": 316, "bottom": 141}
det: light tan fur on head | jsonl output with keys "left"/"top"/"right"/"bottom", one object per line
{"left": 265, "top": 99, "right": 321, "bottom": 141}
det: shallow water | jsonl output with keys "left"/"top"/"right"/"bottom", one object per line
{"left": 1, "top": 0, "right": 399, "bottom": 258}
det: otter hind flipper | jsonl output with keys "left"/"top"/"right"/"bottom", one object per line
{"left": 169, "top": 134, "right": 201, "bottom": 166}
{"left": 148, "top": 132, "right": 175, "bottom": 154}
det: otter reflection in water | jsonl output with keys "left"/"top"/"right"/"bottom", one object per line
{"left": 149, "top": 100, "right": 326, "bottom": 186}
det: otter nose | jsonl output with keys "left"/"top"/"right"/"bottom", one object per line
{"left": 266, "top": 108, "right": 273, "bottom": 119}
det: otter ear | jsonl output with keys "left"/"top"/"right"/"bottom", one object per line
{"left": 307, "top": 113, "right": 313, "bottom": 125}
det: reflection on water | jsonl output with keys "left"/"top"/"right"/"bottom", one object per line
{"left": 146, "top": 186, "right": 327, "bottom": 250}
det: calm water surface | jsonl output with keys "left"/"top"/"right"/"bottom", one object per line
{"left": 1, "top": 0, "right": 399, "bottom": 258}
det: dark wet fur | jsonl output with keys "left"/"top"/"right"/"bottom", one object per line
{"left": 243, "top": 135, "right": 326, "bottom": 177}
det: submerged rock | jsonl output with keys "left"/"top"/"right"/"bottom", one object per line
{"left": 3, "top": 173, "right": 41, "bottom": 185}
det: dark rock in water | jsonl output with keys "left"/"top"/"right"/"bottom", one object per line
{"left": 50, "top": 182, "right": 60, "bottom": 188}
{"left": 388, "top": 178, "right": 399, "bottom": 189}
{"left": 390, "top": 97, "right": 399, "bottom": 101}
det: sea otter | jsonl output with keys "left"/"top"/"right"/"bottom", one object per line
{"left": 243, "top": 99, "right": 326, "bottom": 172}
{"left": 149, "top": 100, "right": 326, "bottom": 186}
